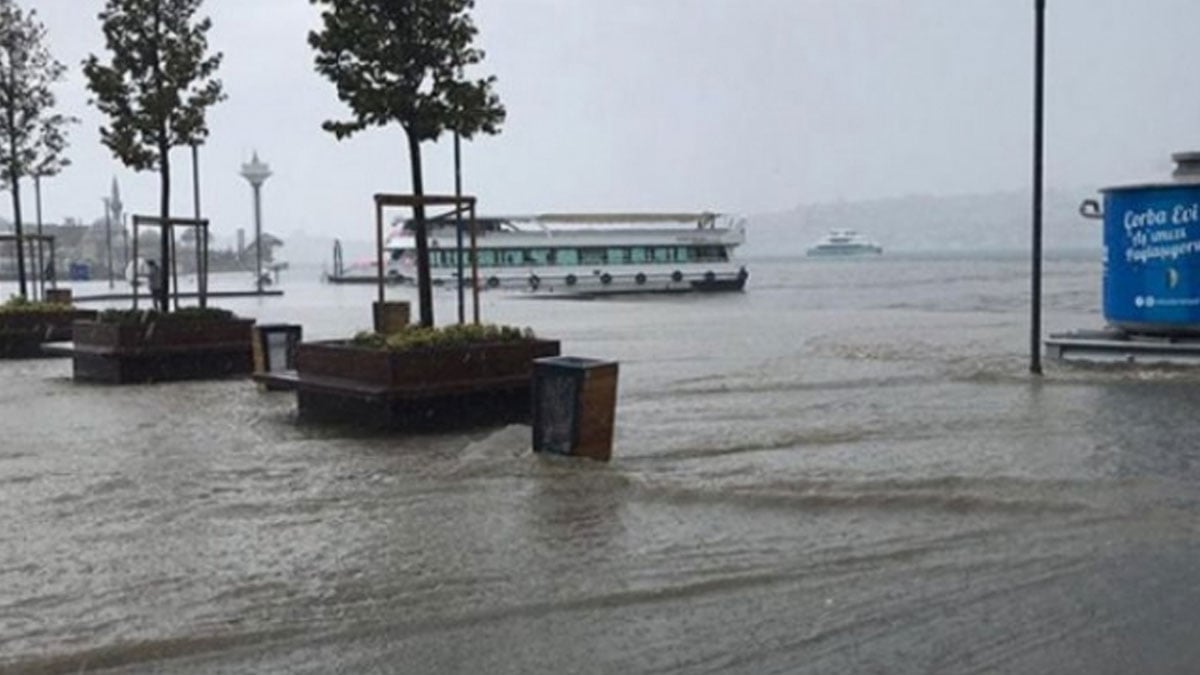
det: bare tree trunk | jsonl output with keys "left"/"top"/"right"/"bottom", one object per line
{"left": 6, "top": 50, "right": 27, "bottom": 299}
{"left": 9, "top": 173, "right": 26, "bottom": 298}
{"left": 34, "top": 174, "right": 44, "bottom": 299}
{"left": 406, "top": 132, "right": 434, "bottom": 327}
{"left": 151, "top": 3, "right": 170, "bottom": 313}
{"left": 158, "top": 142, "right": 171, "bottom": 312}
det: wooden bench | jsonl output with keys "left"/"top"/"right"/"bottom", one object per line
{"left": 255, "top": 369, "right": 537, "bottom": 430}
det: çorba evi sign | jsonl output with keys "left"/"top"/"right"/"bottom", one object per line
{"left": 1104, "top": 185, "right": 1200, "bottom": 330}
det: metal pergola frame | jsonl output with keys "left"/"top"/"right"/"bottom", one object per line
{"left": 373, "top": 193, "right": 481, "bottom": 325}
{"left": 130, "top": 215, "right": 210, "bottom": 311}
{"left": 0, "top": 234, "right": 58, "bottom": 300}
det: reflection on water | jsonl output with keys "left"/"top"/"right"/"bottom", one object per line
{"left": 2, "top": 256, "right": 1199, "bottom": 674}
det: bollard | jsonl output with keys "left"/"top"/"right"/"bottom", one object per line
{"left": 532, "top": 356, "right": 619, "bottom": 461}
{"left": 373, "top": 301, "right": 411, "bottom": 335}
{"left": 46, "top": 288, "right": 72, "bottom": 305}
{"left": 252, "top": 323, "right": 303, "bottom": 390}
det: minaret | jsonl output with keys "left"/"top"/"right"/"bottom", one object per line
{"left": 109, "top": 177, "right": 123, "bottom": 222}
{"left": 110, "top": 177, "right": 127, "bottom": 268}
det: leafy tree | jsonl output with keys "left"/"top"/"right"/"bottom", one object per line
{"left": 310, "top": 0, "right": 505, "bottom": 327}
{"left": 84, "top": 0, "right": 224, "bottom": 312}
{"left": 0, "top": 0, "right": 75, "bottom": 298}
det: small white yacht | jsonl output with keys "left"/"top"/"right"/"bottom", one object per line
{"left": 806, "top": 229, "right": 883, "bottom": 257}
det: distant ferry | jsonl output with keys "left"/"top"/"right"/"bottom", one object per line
{"left": 328, "top": 212, "right": 749, "bottom": 296}
{"left": 806, "top": 229, "right": 883, "bottom": 257}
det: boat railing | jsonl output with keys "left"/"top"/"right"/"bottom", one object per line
{"left": 385, "top": 213, "right": 739, "bottom": 248}
{"left": 509, "top": 212, "right": 723, "bottom": 230}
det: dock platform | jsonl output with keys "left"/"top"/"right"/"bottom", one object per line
{"left": 1046, "top": 328, "right": 1200, "bottom": 365}
{"left": 71, "top": 290, "right": 284, "bottom": 303}
{"left": 324, "top": 275, "right": 406, "bottom": 285}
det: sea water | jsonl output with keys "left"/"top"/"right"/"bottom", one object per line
{"left": 3, "top": 254, "right": 1199, "bottom": 674}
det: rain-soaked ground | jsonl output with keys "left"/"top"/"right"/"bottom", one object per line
{"left": 3, "top": 255, "right": 1199, "bottom": 674}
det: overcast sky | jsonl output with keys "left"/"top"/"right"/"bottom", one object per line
{"left": 10, "top": 0, "right": 1200, "bottom": 242}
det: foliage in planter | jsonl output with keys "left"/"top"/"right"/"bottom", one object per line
{"left": 1, "top": 295, "right": 73, "bottom": 314}
{"left": 350, "top": 323, "right": 535, "bottom": 352}
{"left": 97, "top": 307, "right": 238, "bottom": 325}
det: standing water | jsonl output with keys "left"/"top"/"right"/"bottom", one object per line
{"left": 3, "top": 254, "right": 1199, "bottom": 674}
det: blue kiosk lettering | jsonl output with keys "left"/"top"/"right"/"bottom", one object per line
{"left": 1124, "top": 202, "right": 1200, "bottom": 263}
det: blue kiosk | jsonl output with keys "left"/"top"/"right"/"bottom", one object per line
{"left": 1048, "top": 151, "right": 1200, "bottom": 364}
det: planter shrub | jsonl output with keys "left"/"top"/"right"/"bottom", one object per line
{"left": 71, "top": 307, "right": 254, "bottom": 383}
{"left": 0, "top": 296, "right": 97, "bottom": 357}
{"left": 292, "top": 324, "right": 561, "bottom": 429}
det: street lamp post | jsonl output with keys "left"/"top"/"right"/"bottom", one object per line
{"left": 239, "top": 152, "right": 272, "bottom": 294}
{"left": 1030, "top": 0, "right": 1046, "bottom": 375}
{"left": 454, "top": 127, "right": 465, "bottom": 325}
{"left": 192, "top": 143, "right": 207, "bottom": 307}
{"left": 452, "top": 64, "right": 467, "bottom": 325}
{"left": 34, "top": 174, "right": 44, "bottom": 300}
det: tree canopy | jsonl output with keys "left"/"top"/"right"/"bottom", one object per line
{"left": 84, "top": 0, "right": 224, "bottom": 312}
{"left": 83, "top": 0, "right": 224, "bottom": 173}
{"left": 309, "top": 0, "right": 506, "bottom": 326}
{"left": 0, "top": 0, "right": 75, "bottom": 297}
{"left": 309, "top": 0, "right": 506, "bottom": 144}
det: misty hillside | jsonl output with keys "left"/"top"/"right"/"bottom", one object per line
{"left": 135, "top": 189, "right": 1111, "bottom": 269}
{"left": 743, "top": 189, "right": 1102, "bottom": 257}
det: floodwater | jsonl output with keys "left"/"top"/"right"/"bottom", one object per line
{"left": 3, "top": 255, "right": 1199, "bottom": 674}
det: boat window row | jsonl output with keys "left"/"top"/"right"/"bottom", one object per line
{"left": 393, "top": 245, "right": 729, "bottom": 268}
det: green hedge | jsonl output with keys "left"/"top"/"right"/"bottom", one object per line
{"left": 351, "top": 323, "right": 535, "bottom": 352}
{"left": 0, "top": 295, "right": 73, "bottom": 315}
{"left": 97, "top": 307, "right": 238, "bottom": 324}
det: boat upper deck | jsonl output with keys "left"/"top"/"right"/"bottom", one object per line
{"left": 389, "top": 213, "right": 747, "bottom": 250}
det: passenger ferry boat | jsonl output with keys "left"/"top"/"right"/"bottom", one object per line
{"left": 331, "top": 212, "right": 749, "bottom": 296}
{"left": 806, "top": 229, "right": 883, "bottom": 257}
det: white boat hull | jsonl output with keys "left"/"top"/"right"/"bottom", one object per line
{"left": 366, "top": 263, "right": 749, "bottom": 296}
{"left": 806, "top": 246, "right": 883, "bottom": 257}
{"left": 806, "top": 229, "right": 883, "bottom": 257}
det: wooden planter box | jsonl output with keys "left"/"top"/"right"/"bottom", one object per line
{"left": 291, "top": 338, "right": 562, "bottom": 430}
{"left": 71, "top": 318, "right": 255, "bottom": 384}
{"left": 73, "top": 318, "right": 254, "bottom": 351}
{"left": 0, "top": 309, "right": 97, "bottom": 358}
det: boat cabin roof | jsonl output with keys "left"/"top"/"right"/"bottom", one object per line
{"left": 399, "top": 212, "right": 723, "bottom": 233}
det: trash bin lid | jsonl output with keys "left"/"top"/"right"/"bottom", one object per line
{"left": 1100, "top": 151, "right": 1200, "bottom": 193}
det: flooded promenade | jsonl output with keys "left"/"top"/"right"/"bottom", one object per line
{"left": 3, "top": 256, "right": 1199, "bottom": 674}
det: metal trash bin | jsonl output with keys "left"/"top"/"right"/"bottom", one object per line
{"left": 532, "top": 356, "right": 619, "bottom": 461}
{"left": 252, "top": 324, "right": 303, "bottom": 390}
{"left": 45, "top": 288, "right": 73, "bottom": 305}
